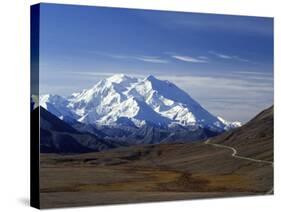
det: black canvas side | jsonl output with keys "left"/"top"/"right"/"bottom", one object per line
{"left": 30, "top": 4, "right": 40, "bottom": 209}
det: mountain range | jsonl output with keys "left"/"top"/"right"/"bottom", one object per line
{"left": 37, "top": 74, "right": 241, "bottom": 150}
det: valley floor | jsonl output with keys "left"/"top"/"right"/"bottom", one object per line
{"left": 40, "top": 141, "right": 273, "bottom": 208}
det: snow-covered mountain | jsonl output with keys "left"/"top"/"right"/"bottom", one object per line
{"left": 40, "top": 74, "right": 240, "bottom": 143}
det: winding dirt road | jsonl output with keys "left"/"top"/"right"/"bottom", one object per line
{"left": 204, "top": 139, "right": 273, "bottom": 194}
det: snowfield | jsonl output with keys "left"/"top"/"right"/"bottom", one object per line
{"left": 40, "top": 74, "right": 240, "bottom": 131}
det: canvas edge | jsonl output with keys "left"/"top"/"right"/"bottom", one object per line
{"left": 30, "top": 3, "right": 40, "bottom": 209}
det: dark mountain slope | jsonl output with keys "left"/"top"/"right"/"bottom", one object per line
{"left": 37, "top": 107, "right": 122, "bottom": 153}
{"left": 40, "top": 106, "right": 79, "bottom": 133}
{"left": 209, "top": 105, "right": 273, "bottom": 161}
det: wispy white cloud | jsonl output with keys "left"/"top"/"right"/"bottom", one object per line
{"left": 134, "top": 56, "right": 168, "bottom": 63}
{"left": 229, "top": 71, "right": 273, "bottom": 81}
{"left": 91, "top": 51, "right": 168, "bottom": 64}
{"left": 158, "top": 74, "right": 273, "bottom": 92}
{"left": 209, "top": 51, "right": 250, "bottom": 62}
{"left": 171, "top": 55, "right": 208, "bottom": 63}
{"left": 210, "top": 52, "right": 232, "bottom": 59}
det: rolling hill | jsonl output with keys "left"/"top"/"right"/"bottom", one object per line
{"left": 40, "top": 106, "right": 273, "bottom": 208}
{"left": 209, "top": 105, "right": 273, "bottom": 161}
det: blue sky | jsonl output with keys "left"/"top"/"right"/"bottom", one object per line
{"left": 39, "top": 3, "right": 273, "bottom": 123}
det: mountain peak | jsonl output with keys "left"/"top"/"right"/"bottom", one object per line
{"left": 107, "top": 74, "right": 134, "bottom": 83}
{"left": 146, "top": 75, "right": 158, "bottom": 81}
{"left": 106, "top": 74, "right": 159, "bottom": 84}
